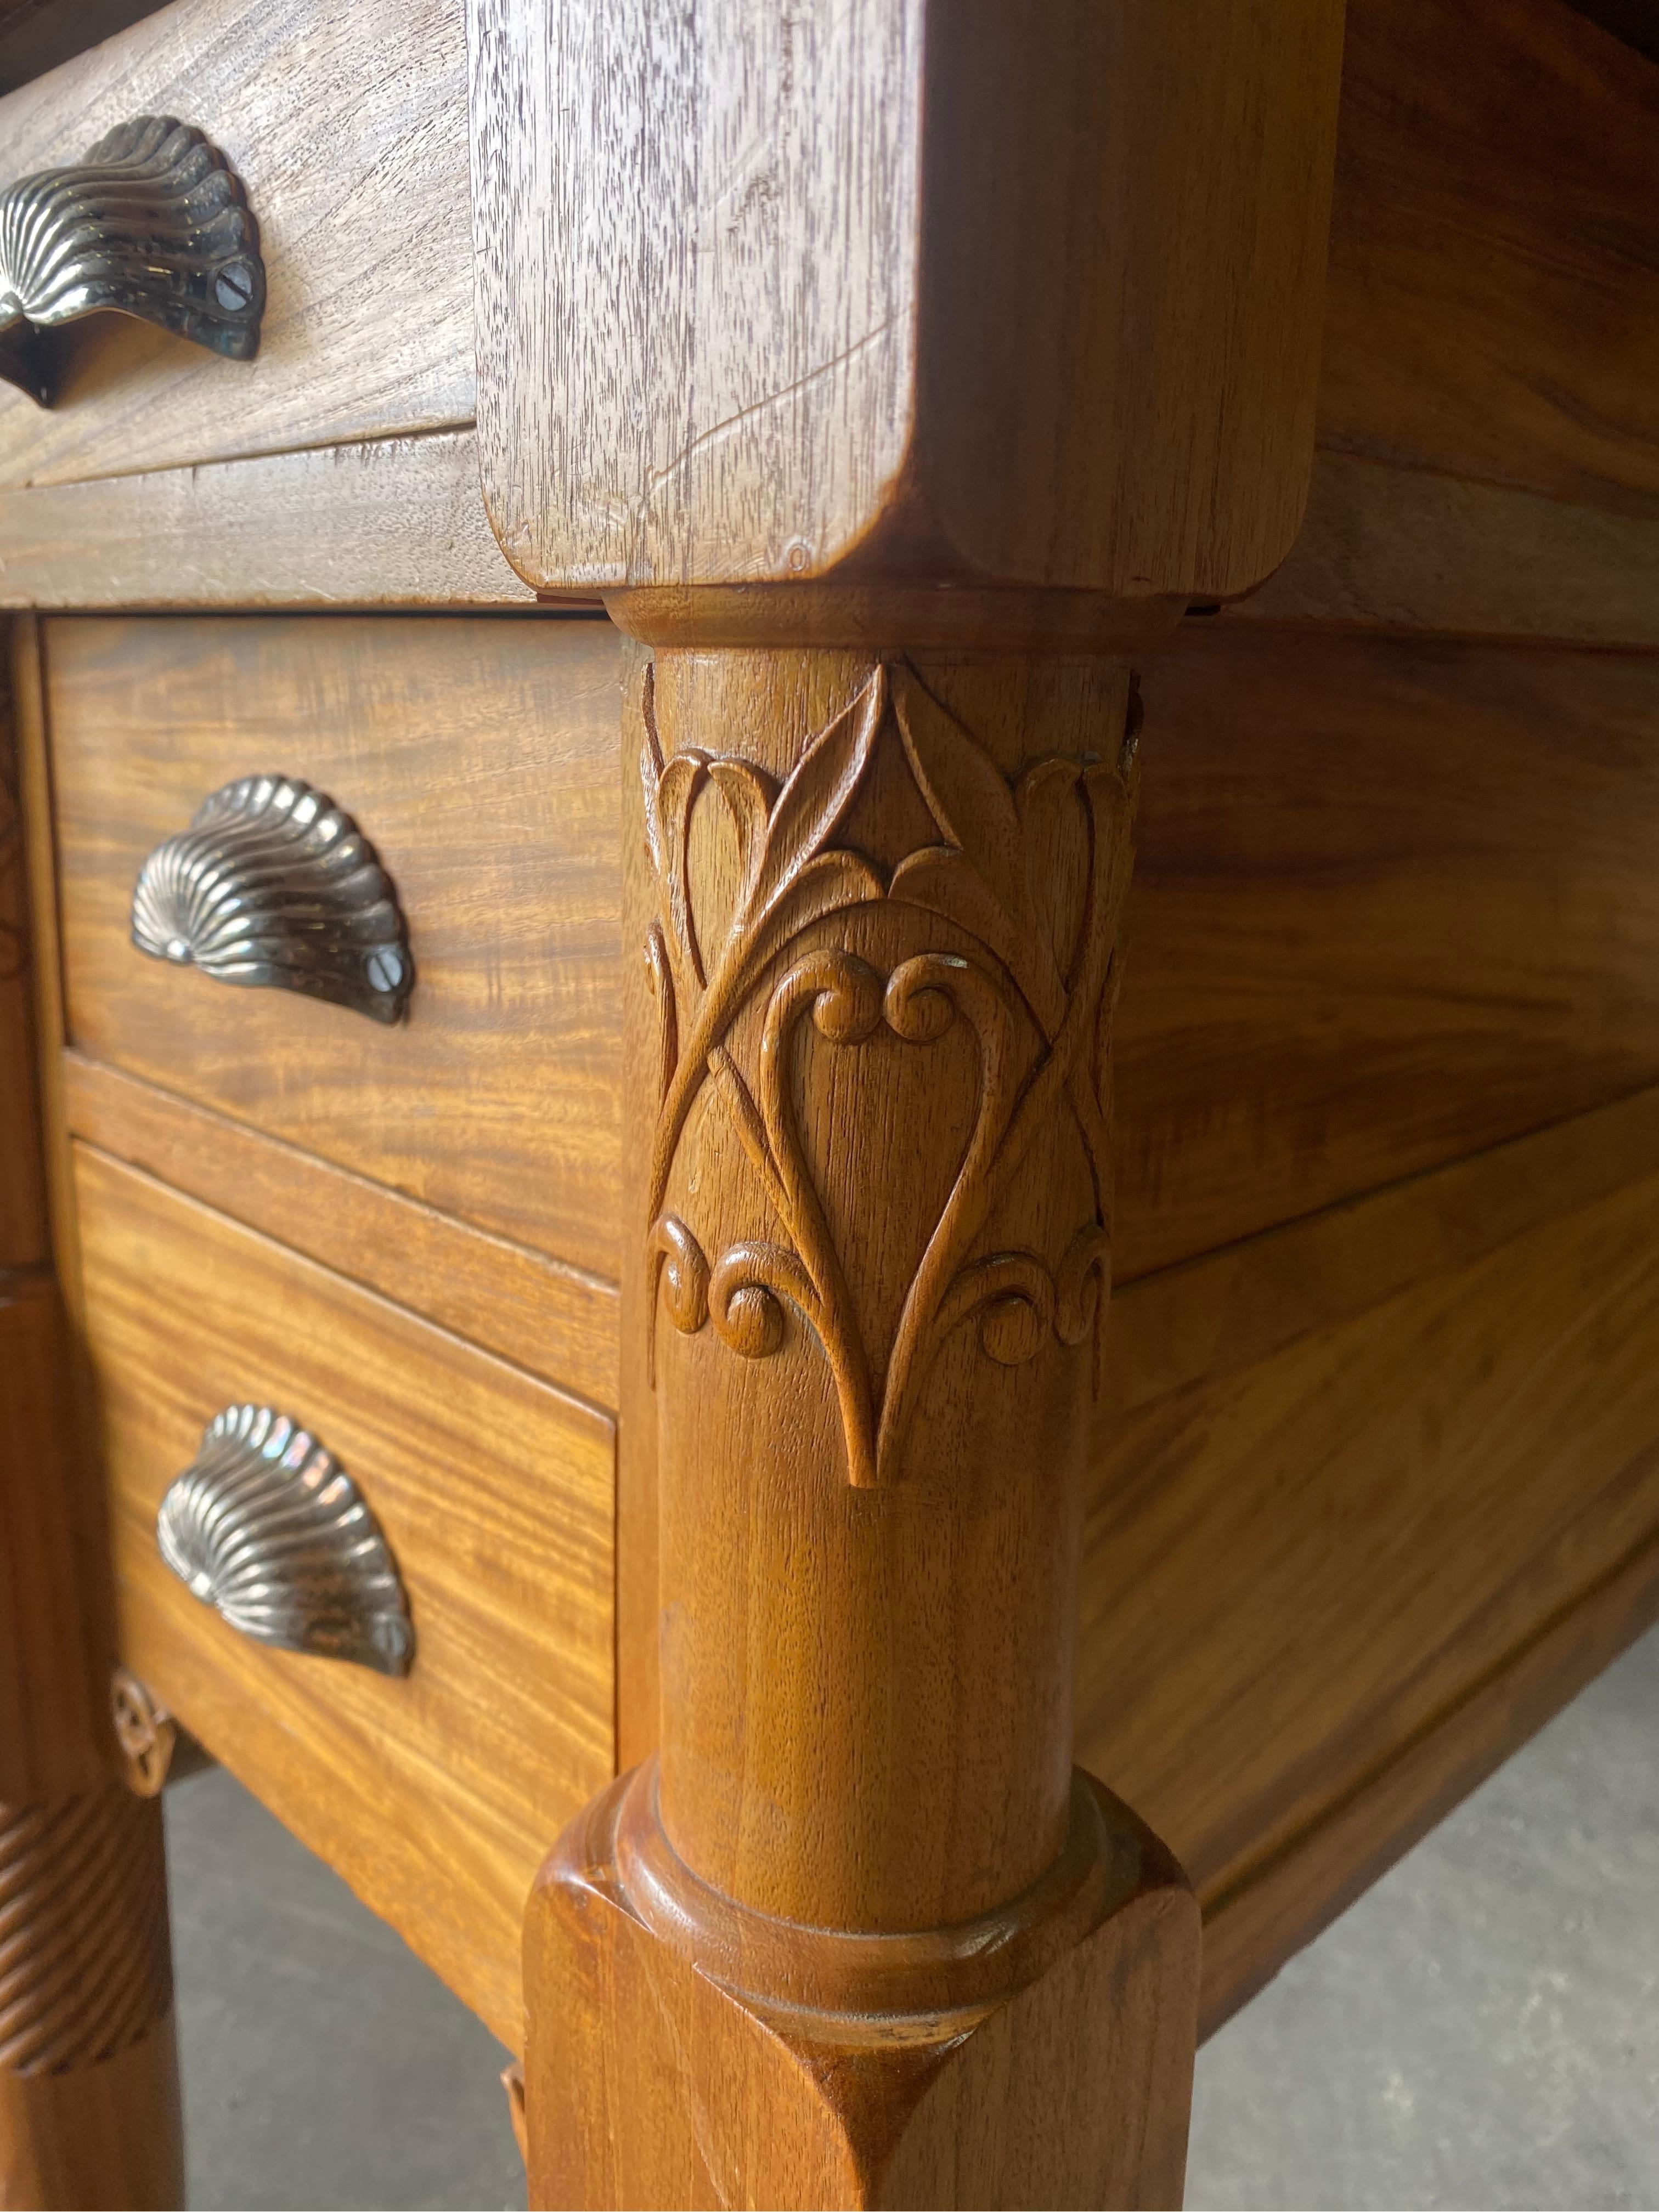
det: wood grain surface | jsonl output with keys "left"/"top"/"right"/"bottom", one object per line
{"left": 545, "top": 613, "right": 1201, "bottom": 2209}
{"left": 10, "top": 621, "right": 76, "bottom": 1309}
{"left": 61, "top": 614, "right": 1659, "bottom": 1310}
{"left": 7, "top": 421, "right": 1649, "bottom": 642}
{"left": 470, "top": 0, "right": 1342, "bottom": 600}
{"left": 64, "top": 1053, "right": 620, "bottom": 1411}
{"left": 0, "top": 0, "right": 473, "bottom": 491}
{"left": 0, "top": 2017, "right": 182, "bottom": 2212}
{"left": 530, "top": 1771, "right": 1199, "bottom": 2212}
{"left": 0, "top": 618, "right": 112, "bottom": 1808}
{"left": 0, "top": 2, "right": 169, "bottom": 95}
{"left": 1115, "top": 626, "right": 1659, "bottom": 1278}
{"left": 48, "top": 613, "right": 624, "bottom": 1282}
{"left": 470, "top": 0, "right": 922, "bottom": 593}
{"left": 1237, "top": 452, "right": 1659, "bottom": 647}
{"left": 634, "top": 638, "right": 1137, "bottom": 1931}
{"left": 0, "top": 661, "right": 43, "bottom": 1268}
{"left": 1081, "top": 1095, "right": 1659, "bottom": 1979}
{"left": 1241, "top": 0, "right": 1659, "bottom": 644}
{"left": 1318, "top": 0, "right": 1659, "bottom": 522}
{"left": 0, "top": 0, "right": 1652, "bottom": 642}
{"left": 0, "top": 1278, "right": 104, "bottom": 1804}
{"left": 1199, "top": 1513, "right": 1659, "bottom": 2035}
{"left": 74, "top": 1142, "right": 614, "bottom": 2048}
{"left": 0, "top": 433, "right": 537, "bottom": 610}
{"left": 2, "top": 621, "right": 184, "bottom": 2211}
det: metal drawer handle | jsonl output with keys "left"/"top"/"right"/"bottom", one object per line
{"left": 0, "top": 114, "right": 264, "bottom": 406}
{"left": 130, "top": 773, "right": 414, "bottom": 1025}
{"left": 157, "top": 1404, "right": 414, "bottom": 1678}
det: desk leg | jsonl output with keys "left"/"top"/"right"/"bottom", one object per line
{"left": 0, "top": 1789, "right": 182, "bottom": 2212}
{"left": 524, "top": 623, "right": 1200, "bottom": 2209}
{"left": 1, "top": 650, "right": 185, "bottom": 2210}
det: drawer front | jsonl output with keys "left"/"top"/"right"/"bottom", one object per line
{"left": 74, "top": 1141, "right": 614, "bottom": 2047}
{"left": 50, "top": 613, "right": 622, "bottom": 1282}
{"left": 0, "top": 0, "right": 471, "bottom": 489}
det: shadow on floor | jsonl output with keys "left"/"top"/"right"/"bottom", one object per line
{"left": 165, "top": 1771, "right": 526, "bottom": 2211}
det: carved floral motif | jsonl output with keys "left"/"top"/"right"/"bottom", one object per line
{"left": 642, "top": 659, "right": 1137, "bottom": 1487}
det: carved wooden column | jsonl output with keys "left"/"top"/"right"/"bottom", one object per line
{"left": 1, "top": 635, "right": 184, "bottom": 2210}
{"left": 469, "top": 2, "right": 1347, "bottom": 2200}
{"left": 535, "top": 608, "right": 1205, "bottom": 2204}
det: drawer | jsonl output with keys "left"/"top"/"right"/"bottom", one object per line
{"left": 49, "top": 612, "right": 623, "bottom": 1281}
{"left": 74, "top": 1140, "right": 614, "bottom": 2048}
{"left": 0, "top": 0, "right": 471, "bottom": 489}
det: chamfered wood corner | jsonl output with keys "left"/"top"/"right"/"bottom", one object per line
{"left": 523, "top": 1763, "right": 1200, "bottom": 2211}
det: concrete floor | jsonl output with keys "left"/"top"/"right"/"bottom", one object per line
{"left": 165, "top": 1623, "right": 1659, "bottom": 2210}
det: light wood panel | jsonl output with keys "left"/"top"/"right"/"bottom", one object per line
{"left": 74, "top": 1142, "right": 613, "bottom": 2049}
{"left": 1110, "top": 1084, "right": 1659, "bottom": 1416}
{"left": 0, "top": 0, "right": 473, "bottom": 491}
{"left": 471, "top": 0, "right": 1342, "bottom": 600}
{"left": 1237, "top": 453, "right": 1659, "bottom": 647}
{"left": 49, "top": 613, "right": 624, "bottom": 1281}
{"left": 64, "top": 1053, "right": 620, "bottom": 1411}
{"left": 1079, "top": 1100, "right": 1659, "bottom": 1988}
{"left": 1240, "top": 0, "right": 1659, "bottom": 643}
{"left": 1318, "top": 0, "right": 1659, "bottom": 522}
{"left": 0, "top": 648, "right": 44, "bottom": 1267}
{"left": 1115, "top": 626, "right": 1659, "bottom": 1278}
{"left": 56, "top": 613, "right": 1656, "bottom": 1393}
{"left": 1199, "top": 1515, "right": 1659, "bottom": 2035}
{"left": 4, "top": 422, "right": 1651, "bottom": 643}
{"left": 0, "top": 433, "right": 537, "bottom": 610}
{"left": 2, "top": 0, "right": 1654, "bottom": 641}
{"left": 61, "top": 616, "right": 1659, "bottom": 1351}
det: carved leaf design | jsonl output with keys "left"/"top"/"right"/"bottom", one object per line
{"left": 639, "top": 668, "right": 667, "bottom": 881}
{"left": 742, "top": 669, "right": 886, "bottom": 934}
{"left": 706, "top": 758, "right": 776, "bottom": 911}
{"left": 1016, "top": 756, "right": 1094, "bottom": 986}
{"left": 657, "top": 751, "right": 710, "bottom": 986}
{"left": 644, "top": 924, "right": 678, "bottom": 1110}
{"left": 643, "top": 671, "right": 888, "bottom": 1232}
{"left": 742, "top": 848, "right": 886, "bottom": 992}
{"left": 644, "top": 655, "right": 1138, "bottom": 1486}
{"left": 889, "top": 667, "right": 1068, "bottom": 1036}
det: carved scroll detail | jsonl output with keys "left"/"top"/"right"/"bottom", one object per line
{"left": 642, "top": 659, "right": 1137, "bottom": 1487}
{"left": 111, "top": 1668, "right": 177, "bottom": 1800}
{"left": 0, "top": 1786, "right": 172, "bottom": 2074}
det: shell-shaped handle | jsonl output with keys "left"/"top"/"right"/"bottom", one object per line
{"left": 157, "top": 1404, "right": 414, "bottom": 1678}
{"left": 130, "top": 773, "right": 414, "bottom": 1025}
{"left": 0, "top": 114, "right": 264, "bottom": 406}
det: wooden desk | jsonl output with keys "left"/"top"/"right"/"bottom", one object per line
{"left": 0, "top": 0, "right": 1655, "bottom": 2203}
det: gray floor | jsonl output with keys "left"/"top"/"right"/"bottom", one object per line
{"left": 166, "top": 1625, "right": 1659, "bottom": 2211}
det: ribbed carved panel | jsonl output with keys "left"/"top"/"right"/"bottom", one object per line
{"left": 0, "top": 1786, "right": 172, "bottom": 2076}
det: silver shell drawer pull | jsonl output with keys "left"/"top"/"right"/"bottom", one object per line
{"left": 157, "top": 1404, "right": 414, "bottom": 1678}
{"left": 130, "top": 774, "right": 414, "bottom": 1025}
{"left": 0, "top": 114, "right": 264, "bottom": 407}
